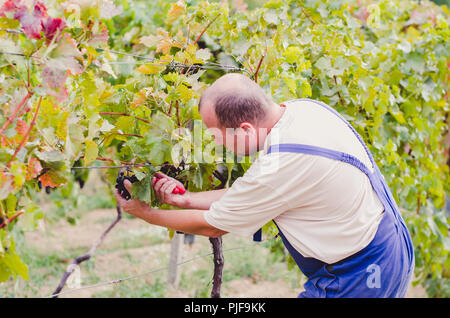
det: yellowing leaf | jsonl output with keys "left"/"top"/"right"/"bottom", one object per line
{"left": 139, "top": 35, "right": 159, "bottom": 48}
{"left": 137, "top": 64, "right": 164, "bottom": 75}
{"left": 166, "top": 0, "right": 186, "bottom": 24}
{"left": 157, "top": 37, "right": 181, "bottom": 55}
{"left": 283, "top": 75, "right": 297, "bottom": 94}
{"left": 84, "top": 140, "right": 98, "bottom": 167}
{"left": 177, "top": 84, "right": 192, "bottom": 103}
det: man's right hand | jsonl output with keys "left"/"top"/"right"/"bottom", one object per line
{"left": 152, "top": 172, "right": 189, "bottom": 208}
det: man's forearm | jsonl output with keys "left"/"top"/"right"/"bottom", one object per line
{"left": 184, "top": 188, "right": 228, "bottom": 210}
{"left": 136, "top": 205, "right": 227, "bottom": 237}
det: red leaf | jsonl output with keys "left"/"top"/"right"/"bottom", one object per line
{"left": 0, "top": 0, "right": 21, "bottom": 15}
{"left": 42, "top": 16, "right": 66, "bottom": 42}
{"left": 353, "top": 6, "right": 369, "bottom": 24}
{"left": 1, "top": 0, "right": 49, "bottom": 39}
{"left": 26, "top": 157, "right": 43, "bottom": 180}
{"left": 39, "top": 171, "right": 65, "bottom": 188}
{"left": 14, "top": 1, "right": 47, "bottom": 39}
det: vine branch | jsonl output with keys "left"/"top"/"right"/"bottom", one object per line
{"left": 0, "top": 91, "right": 33, "bottom": 135}
{"left": 168, "top": 101, "right": 174, "bottom": 116}
{"left": 6, "top": 96, "right": 42, "bottom": 169}
{"left": 116, "top": 132, "right": 143, "bottom": 138}
{"left": 333, "top": 75, "right": 345, "bottom": 106}
{"left": 193, "top": 14, "right": 220, "bottom": 46}
{"left": 301, "top": 7, "right": 317, "bottom": 25}
{"left": 209, "top": 237, "right": 224, "bottom": 298}
{"left": 175, "top": 101, "right": 181, "bottom": 127}
{"left": 51, "top": 204, "right": 122, "bottom": 298}
{"left": 253, "top": 46, "right": 267, "bottom": 83}
{"left": 0, "top": 211, "right": 24, "bottom": 230}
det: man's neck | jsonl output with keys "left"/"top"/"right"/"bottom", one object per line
{"left": 265, "top": 103, "right": 286, "bottom": 133}
{"left": 257, "top": 103, "right": 286, "bottom": 150}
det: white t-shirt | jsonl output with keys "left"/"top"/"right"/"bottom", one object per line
{"left": 204, "top": 99, "right": 384, "bottom": 264}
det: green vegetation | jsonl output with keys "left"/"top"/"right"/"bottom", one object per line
{"left": 0, "top": 0, "right": 448, "bottom": 297}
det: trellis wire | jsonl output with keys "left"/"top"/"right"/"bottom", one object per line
{"left": 95, "top": 47, "right": 250, "bottom": 74}
{"left": 45, "top": 238, "right": 274, "bottom": 298}
{"left": 70, "top": 163, "right": 154, "bottom": 170}
{"left": 0, "top": 39, "right": 250, "bottom": 75}
{"left": 107, "top": 60, "right": 248, "bottom": 73}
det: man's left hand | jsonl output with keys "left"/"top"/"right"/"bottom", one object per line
{"left": 115, "top": 179, "right": 151, "bottom": 217}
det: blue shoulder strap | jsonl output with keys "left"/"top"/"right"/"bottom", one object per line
{"left": 268, "top": 143, "right": 372, "bottom": 178}
{"left": 251, "top": 99, "right": 377, "bottom": 243}
{"left": 252, "top": 143, "right": 374, "bottom": 242}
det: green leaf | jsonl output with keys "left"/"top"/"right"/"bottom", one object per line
{"left": 130, "top": 174, "right": 153, "bottom": 205}
{"left": 134, "top": 171, "right": 146, "bottom": 181}
{"left": 315, "top": 56, "right": 332, "bottom": 74}
{"left": 195, "top": 48, "right": 212, "bottom": 62}
{"left": 263, "top": 11, "right": 279, "bottom": 25}
{"left": 115, "top": 116, "right": 134, "bottom": 133}
{"left": 263, "top": 0, "right": 283, "bottom": 9}
{"left": 2, "top": 251, "right": 29, "bottom": 281}
{"left": 283, "top": 46, "right": 302, "bottom": 64}
{"left": 403, "top": 52, "right": 426, "bottom": 74}
{"left": 84, "top": 140, "right": 99, "bottom": 167}
{"left": 282, "top": 75, "right": 296, "bottom": 94}
{"left": 6, "top": 193, "right": 17, "bottom": 218}
{"left": 35, "top": 150, "right": 66, "bottom": 170}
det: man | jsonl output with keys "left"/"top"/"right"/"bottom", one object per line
{"left": 115, "top": 73, "right": 414, "bottom": 297}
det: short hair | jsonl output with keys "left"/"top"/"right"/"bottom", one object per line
{"left": 198, "top": 74, "right": 271, "bottom": 128}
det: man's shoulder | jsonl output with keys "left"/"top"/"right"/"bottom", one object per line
{"left": 282, "top": 98, "right": 326, "bottom": 107}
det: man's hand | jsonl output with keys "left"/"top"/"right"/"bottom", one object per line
{"left": 115, "top": 179, "right": 151, "bottom": 217}
{"left": 115, "top": 177, "right": 227, "bottom": 238}
{"left": 152, "top": 172, "right": 189, "bottom": 208}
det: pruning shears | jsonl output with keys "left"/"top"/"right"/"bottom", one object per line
{"left": 154, "top": 176, "right": 186, "bottom": 195}
{"left": 115, "top": 167, "right": 185, "bottom": 201}
{"left": 115, "top": 166, "right": 186, "bottom": 235}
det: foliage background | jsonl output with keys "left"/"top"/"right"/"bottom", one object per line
{"left": 0, "top": 0, "right": 449, "bottom": 297}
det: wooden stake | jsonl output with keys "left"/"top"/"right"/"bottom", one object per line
{"left": 168, "top": 232, "right": 183, "bottom": 288}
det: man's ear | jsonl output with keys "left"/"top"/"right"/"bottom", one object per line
{"left": 239, "top": 122, "right": 256, "bottom": 134}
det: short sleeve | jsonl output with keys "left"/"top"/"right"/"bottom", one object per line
{"left": 203, "top": 159, "right": 292, "bottom": 237}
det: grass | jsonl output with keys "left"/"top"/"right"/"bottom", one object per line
{"left": 0, "top": 215, "right": 302, "bottom": 298}
{"left": 0, "top": 174, "right": 302, "bottom": 298}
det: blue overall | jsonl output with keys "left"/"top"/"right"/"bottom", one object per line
{"left": 253, "top": 98, "right": 415, "bottom": 298}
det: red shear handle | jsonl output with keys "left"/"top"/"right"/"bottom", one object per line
{"left": 155, "top": 177, "right": 186, "bottom": 195}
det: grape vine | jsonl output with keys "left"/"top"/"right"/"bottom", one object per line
{"left": 0, "top": 0, "right": 449, "bottom": 297}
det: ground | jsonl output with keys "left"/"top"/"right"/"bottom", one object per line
{"left": 3, "top": 206, "right": 426, "bottom": 298}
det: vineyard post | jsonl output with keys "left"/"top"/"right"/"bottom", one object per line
{"left": 167, "top": 232, "right": 183, "bottom": 288}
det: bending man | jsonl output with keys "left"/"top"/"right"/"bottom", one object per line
{"left": 115, "top": 73, "right": 414, "bottom": 298}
